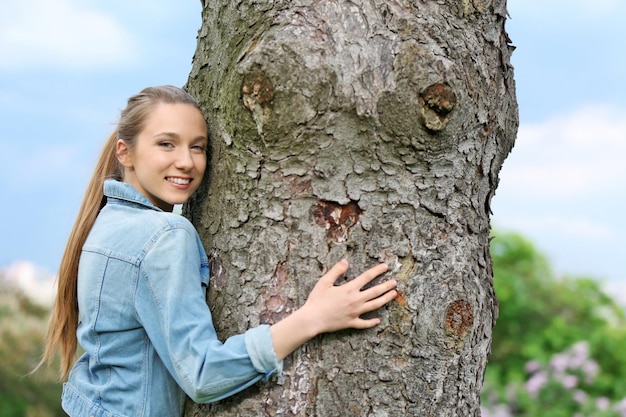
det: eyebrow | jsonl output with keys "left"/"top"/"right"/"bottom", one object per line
{"left": 153, "top": 132, "right": 180, "bottom": 139}
{"left": 153, "top": 132, "right": 207, "bottom": 142}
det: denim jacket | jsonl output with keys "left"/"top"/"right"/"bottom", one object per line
{"left": 62, "top": 180, "right": 282, "bottom": 417}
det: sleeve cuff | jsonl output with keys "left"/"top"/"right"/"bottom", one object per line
{"left": 244, "top": 324, "right": 284, "bottom": 380}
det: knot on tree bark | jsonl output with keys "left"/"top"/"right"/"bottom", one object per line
{"left": 419, "top": 83, "right": 457, "bottom": 132}
{"left": 313, "top": 200, "right": 362, "bottom": 243}
{"left": 444, "top": 299, "right": 474, "bottom": 341}
{"left": 242, "top": 72, "right": 274, "bottom": 135}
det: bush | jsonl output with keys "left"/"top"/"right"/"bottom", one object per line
{"left": 483, "top": 231, "right": 626, "bottom": 416}
{"left": 0, "top": 279, "right": 63, "bottom": 417}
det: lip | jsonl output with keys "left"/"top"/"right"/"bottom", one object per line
{"left": 165, "top": 177, "right": 193, "bottom": 188}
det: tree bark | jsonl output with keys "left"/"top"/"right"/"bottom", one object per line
{"left": 184, "top": 0, "right": 517, "bottom": 416}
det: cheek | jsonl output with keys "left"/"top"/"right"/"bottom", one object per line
{"left": 194, "top": 154, "right": 207, "bottom": 176}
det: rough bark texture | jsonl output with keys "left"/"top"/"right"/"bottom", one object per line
{"left": 183, "top": 0, "right": 517, "bottom": 416}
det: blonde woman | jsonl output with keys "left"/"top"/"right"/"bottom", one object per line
{"left": 40, "top": 85, "right": 397, "bottom": 417}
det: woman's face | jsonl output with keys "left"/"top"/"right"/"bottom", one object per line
{"left": 117, "top": 103, "right": 208, "bottom": 211}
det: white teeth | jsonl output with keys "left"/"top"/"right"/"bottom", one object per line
{"left": 167, "top": 177, "right": 191, "bottom": 185}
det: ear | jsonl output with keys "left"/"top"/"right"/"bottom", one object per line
{"left": 116, "top": 139, "right": 133, "bottom": 168}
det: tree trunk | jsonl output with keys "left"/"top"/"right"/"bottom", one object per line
{"left": 183, "top": 0, "right": 516, "bottom": 416}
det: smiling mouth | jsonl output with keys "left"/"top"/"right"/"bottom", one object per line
{"left": 166, "top": 177, "right": 191, "bottom": 185}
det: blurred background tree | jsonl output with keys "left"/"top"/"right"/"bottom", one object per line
{"left": 483, "top": 230, "right": 626, "bottom": 416}
{"left": 0, "top": 279, "right": 63, "bottom": 417}
{"left": 1, "top": 230, "right": 625, "bottom": 416}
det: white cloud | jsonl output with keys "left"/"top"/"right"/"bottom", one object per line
{"left": 520, "top": 106, "right": 626, "bottom": 148}
{"left": 492, "top": 105, "right": 625, "bottom": 285}
{"left": 509, "top": 0, "right": 623, "bottom": 20}
{"left": 0, "top": 0, "right": 136, "bottom": 70}
{"left": 499, "top": 104, "right": 626, "bottom": 200}
{"left": 603, "top": 280, "right": 626, "bottom": 306}
{"left": 1, "top": 261, "right": 56, "bottom": 307}
{"left": 495, "top": 212, "right": 613, "bottom": 241}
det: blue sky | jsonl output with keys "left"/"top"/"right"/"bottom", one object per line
{"left": 0, "top": 1, "right": 624, "bottom": 298}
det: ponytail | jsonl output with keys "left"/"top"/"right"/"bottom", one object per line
{"left": 39, "top": 131, "right": 120, "bottom": 379}
{"left": 37, "top": 85, "right": 202, "bottom": 379}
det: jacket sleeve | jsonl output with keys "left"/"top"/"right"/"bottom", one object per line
{"left": 134, "top": 222, "right": 283, "bottom": 403}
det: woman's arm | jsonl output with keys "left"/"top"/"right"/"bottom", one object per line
{"left": 270, "top": 260, "right": 397, "bottom": 361}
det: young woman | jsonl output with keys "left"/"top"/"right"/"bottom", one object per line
{"left": 41, "top": 85, "right": 397, "bottom": 417}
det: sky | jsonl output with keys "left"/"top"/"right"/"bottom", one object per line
{"left": 0, "top": 1, "right": 624, "bottom": 301}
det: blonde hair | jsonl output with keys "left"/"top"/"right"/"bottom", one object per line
{"left": 40, "top": 85, "right": 202, "bottom": 379}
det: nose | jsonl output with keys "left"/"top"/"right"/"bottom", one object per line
{"left": 174, "top": 148, "right": 194, "bottom": 171}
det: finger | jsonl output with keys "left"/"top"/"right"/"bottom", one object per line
{"left": 351, "top": 317, "right": 382, "bottom": 330}
{"left": 350, "top": 289, "right": 397, "bottom": 329}
{"left": 349, "top": 263, "right": 389, "bottom": 289}
{"left": 361, "top": 289, "right": 398, "bottom": 313}
{"left": 359, "top": 279, "right": 397, "bottom": 301}
{"left": 318, "top": 259, "right": 350, "bottom": 286}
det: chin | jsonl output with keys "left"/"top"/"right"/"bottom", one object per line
{"left": 170, "top": 197, "right": 191, "bottom": 206}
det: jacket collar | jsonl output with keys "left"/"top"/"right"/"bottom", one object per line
{"left": 103, "top": 179, "right": 162, "bottom": 212}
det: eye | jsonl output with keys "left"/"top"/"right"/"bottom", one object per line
{"left": 191, "top": 144, "right": 207, "bottom": 153}
{"left": 159, "top": 142, "right": 174, "bottom": 149}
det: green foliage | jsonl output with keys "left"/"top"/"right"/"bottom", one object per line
{"left": 0, "top": 280, "right": 64, "bottom": 417}
{"left": 2, "top": 231, "right": 625, "bottom": 417}
{"left": 484, "top": 230, "right": 626, "bottom": 415}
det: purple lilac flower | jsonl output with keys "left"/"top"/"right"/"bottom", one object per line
{"left": 525, "top": 371, "right": 548, "bottom": 397}
{"left": 559, "top": 374, "right": 578, "bottom": 389}
{"left": 597, "top": 396, "right": 611, "bottom": 411}
{"left": 550, "top": 352, "right": 569, "bottom": 374}
{"left": 480, "top": 405, "right": 512, "bottom": 417}
{"left": 582, "top": 359, "right": 600, "bottom": 383}
{"left": 525, "top": 360, "right": 541, "bottom": 374}
{"left": 613, "top": 398, "right": 626, "bottom": 417}
{"left": 573, "top": 389, "right": 587, "bottom": 405}
{"left": 568, "top": 341, "right": 590, "bottom": 369}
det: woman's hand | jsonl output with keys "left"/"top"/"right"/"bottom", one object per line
{"left": 301, "top": 259, "right": 397, "bottom": 334}
{"left": 270, "top": 259, "right": 397, "bottom": 361}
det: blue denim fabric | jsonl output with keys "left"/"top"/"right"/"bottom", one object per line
{"left": 62, "top": 180, "right": 282, "bottom": 417}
